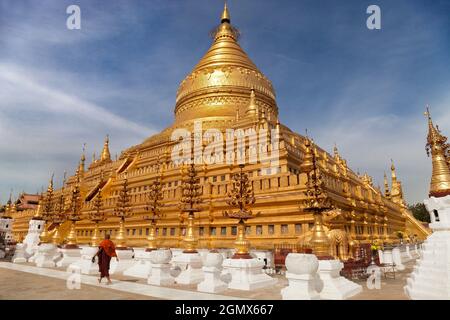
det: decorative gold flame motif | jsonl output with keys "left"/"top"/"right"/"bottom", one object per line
{"left": 223, "top": 164, "right": 259, "bottom": 258}
{"left": 51, "top": 174, "right": 67, "bottom": 246}
{"left": 113, "top": 176, "right": 133, "bottom": 249}
{"left": 65, "top": 174, "right": 82, "bottom": 248}
{"left": 179, "top": 156, "right": 202, "bottom": 253}
{"left": 89, "top": 186, "right": 106, "bottom": 247}
{"left": 301, "top": 137, "right": 333, "bottom": 258}
{"left": 144, "top": 164, "right": 165, "bottom": 251}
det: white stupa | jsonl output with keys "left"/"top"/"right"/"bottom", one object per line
{"left": 404, "top": 108, "right": 450, "bottom": 299}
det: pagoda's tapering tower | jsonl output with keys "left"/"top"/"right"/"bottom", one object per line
{"left": 174, "top": 4, "right": 277, "bottom": 128}
{"left": 405, "top": 107, "right": 450, "bottom": 300}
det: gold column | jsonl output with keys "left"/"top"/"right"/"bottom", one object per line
{"left": 115, "top": 217, "right": 127, "bottom": 249}
{"left": 90, "top": 221, "right": 101, "bottom": 247}
{"left": 223, "top": 164, "right": 256, "bottom": 259}
{"left": 89, "top": 185, "right": 106, "bottom": 247}
{"left": 113, "top": 177, "right": 133, "bottom": 250}
{"left": 65, "top": 221, "right": 78, "bottom": 248}
{"left": 39, "top": 222, "right": 51, "bottom": 243}
{"left": 51, "top": 224, "right": 63, "bottom": 245}
{"left": 309, "top": 213, "right": 330, "bottom": 257}
{"left": 145, "top": 221, "right": 158, "bottom": 252}
{"left": 234, "top": 219, "right": 250, "bottom": 256}
{"left": 183, "top": 211, "right": 198, "bottom": 253}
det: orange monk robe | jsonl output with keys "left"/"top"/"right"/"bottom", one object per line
{"left": 98, "top": 239, "right": 117, "bottom": 257}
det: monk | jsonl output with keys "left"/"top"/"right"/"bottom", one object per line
{"left": 93, "top": 234, "right": 119, "bottom": 284}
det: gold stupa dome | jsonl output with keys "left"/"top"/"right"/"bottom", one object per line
{"left": 174, "top": 3, "right": 277, "bottom": 126}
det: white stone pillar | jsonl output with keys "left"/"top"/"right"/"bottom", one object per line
{"left": 377, "top": 249, "right": 384, "bottom": 264}
{"left": 109, "top": 249, "right": 135, "bottom": 275}
{"left": 223, "top": 257, "right": 277, "bottom": 291}
{"left": 12, "top": 244, "right": 27, "bottom": 263}
{"left": 405, "top": 245, "right": 413, "bottom": 260}
{"left": 23, "top": 218, "right": 45, "bottom": 259}
{"left": 173, "top": 252, "right": 204, "bottom": 285}
{"left": 67, "top": 246, "right": 99, "bottom": 275}
{"left": 197, "top": 251, "right": 227, "bottom": 293}
{"left": 56, "top": 247, "right": 82, "bottom": 268}
{"left": 317, "top": 259, "right": 362, "bottom": 300}
{"left": 281, "top": 253, "right": 320, "bottom": 300}
{"left": 34, "top": 243, "right": 58, "bottom": 268}
{"left": 382, "top": 247, "right": 394, "bottom": 265}
{"left": 392, "top": 247, "right": 405, "bottom": 271}
{"left": 123, "top": 248, "right": 153, "bottom": 279}
{"left": 148, "top": 249, "right": 174, "bottom": 286}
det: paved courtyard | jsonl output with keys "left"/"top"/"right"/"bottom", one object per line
{"left": 0, "top": 259, "right": 414, "bottom": 300}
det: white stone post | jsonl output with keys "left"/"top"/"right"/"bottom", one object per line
{"left": 109, "top": 248, "right": 135, "bottom": 275}
{"left": 222, "top": 257, "right": 277, "bottom": 291}
{"left": 377, "top": 249, "right": 384, "bottom": 264}
{"left": 197, "top": 251, "right": 227, "bottom": 293}
{"left": 173, "top": 252, "right": 204, "bottom": 285}
{"left": 317, "top": 259, "right": 362, "bottom": 300}
{"left": 67, "top": 246, "right": 99, "bottom": 275}
{"left": 281, "top": 253, "right": 320, "bottom": 300}
{"left": 12, "top": 243, "right": 27, "bottom": 263}
{"left": 34, "top": 243, "right": 58, "bottom": 268}
{"left": 123, "top": 248, "right": 153, "bottom": 279}
{"left": 392, "top": 247, "right": 405, "bottom": 271}
{"left": 56, "top": 247, "right": 82, "bottom": 268}
{"left": 148, "top": 249, "right": 174, "bottom": 286}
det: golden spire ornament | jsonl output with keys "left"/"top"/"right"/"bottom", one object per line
{"left": 2, "top": 191, "right": 13, "bottom": 219}
{"left": 425, "top": 106, "right": 450, "bottom": 197}
{"left": 89, "top": 184, "right": 106, "bottom": 247}
{"left": 65, "top": 174, "right": 82, "bottom": 248}
{"left": 221, "top": 1, "right": 230, "bottom": 23}
{"left": 223, "top": 164, "right": 258, "bottom": 259}
{"left": 384, "top": 172, "right": 391, "bottom": 199}
{"left": 101, "top": 134, "right": 111, "bottom": 162}
{"left": 301, "top": 137, "right": 333, "bottom": 258}
{"left": 79, "top": 143, "right": 86, "bottom": 175}
{"left": 144, "top": 165, "right": 164, "bottom": 251}
{"left": 51, "top": 174, "right": 67, "bottom": 246}
{"left": 113, "top": 175, "right": 133, "bottom": 249}
{"left": 179, "top": 149, "right": 203, "bottom": 253}
{"left": 39, "top": 175, "right": 54, "bottom": 243}
{"left": 246, "top": 88, "right": 258, "bottom": 116}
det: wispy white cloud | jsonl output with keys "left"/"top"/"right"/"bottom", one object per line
{"left": 0, "top": 64, "right": 153, "bottom": 136}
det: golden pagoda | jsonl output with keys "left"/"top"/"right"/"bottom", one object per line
{"left": 425, "top": 107, "right": 450, "bottom": 197}
{"left": 10, "top": 4, "right": 430, "bottom": 257}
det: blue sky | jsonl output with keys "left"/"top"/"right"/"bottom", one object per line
{"left": 0, "top": 0, "right": 449, "bottom": 204}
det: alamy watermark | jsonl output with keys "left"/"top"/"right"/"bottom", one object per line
{"left": 170, "top": 120, "right": 280, "bottom": 174}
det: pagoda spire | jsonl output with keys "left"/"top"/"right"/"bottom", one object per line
{"left": 425, "top": 106, "right": 450, "bottom": 197}
{"left": 390, "top": 159, "right": 405, "bottom": 206}
{"left": 48, "top": 173, "right": 54, "bottom": 194}
{"left": 221, "top": 2, "right": 230, "bottom": 23}
{"left": 384, "top": 172, "right": 391, "bottom": 198}
{"left": 246, "top": 88, "right": 257, "bottom": 116}
{"left": 100, "top": 134, "right": 111, "bottom": 161}
{"left": 79, "top": 143, "right": 86, "bottom": 174}
{"left": 391, "top": 159, "right": 397, "bottom": 182}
